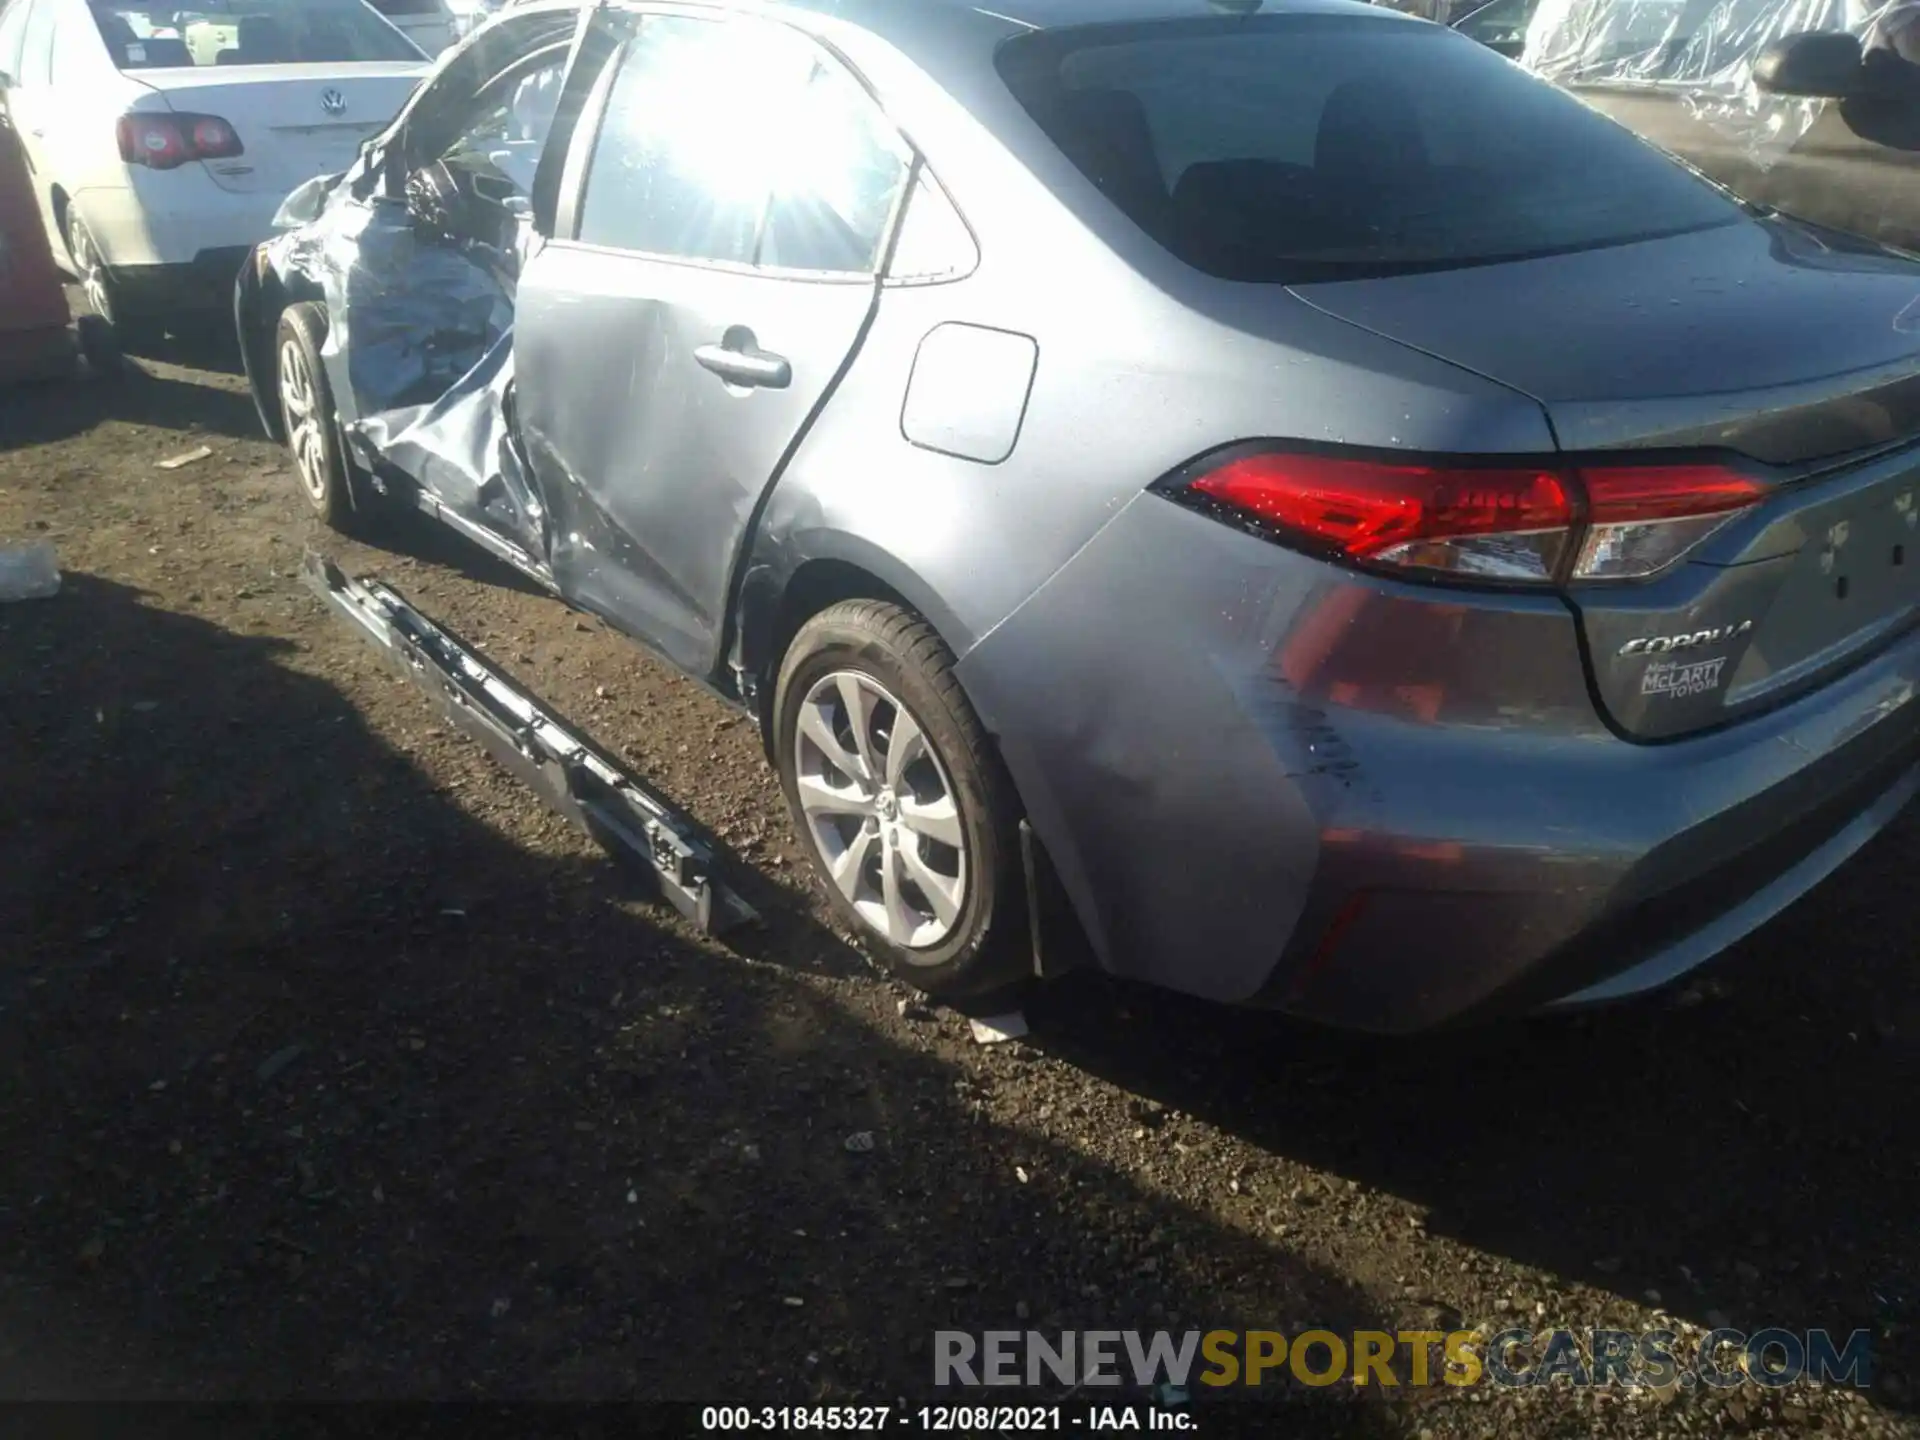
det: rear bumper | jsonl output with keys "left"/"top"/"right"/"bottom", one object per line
{"left": 70, "top": 179, "right": 282, "bottom": 279}
{"left": 111, "top": 247, "right": 256, "bottom": 317}
{"left": 955, "top": 494, "right": 1920, "bottom": 1034}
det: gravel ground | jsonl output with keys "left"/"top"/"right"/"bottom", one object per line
{"left": 1, "top": 335, "right": 1916, "bottom": 1437}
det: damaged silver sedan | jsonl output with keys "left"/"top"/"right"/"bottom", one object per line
{"left": 238, "top": 0, "right": 1920, "bottom": 1030}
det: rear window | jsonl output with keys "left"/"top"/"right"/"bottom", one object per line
{"left": 995, "top": 14, "right": 1744, "bottom": 282}
{"left": 88, "top": 0, "right": 422, "bottom": 68}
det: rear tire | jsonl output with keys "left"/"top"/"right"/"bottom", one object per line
{"left": 774, "top": 600, "right": 1031, "bottom": 1006}
{"left": 74, "top": 314, "right": 123, "bottom": 377}
{"left": 274, "top": 302, "right": 375, "bottom": 535}
{"left": 66, "top": 213, "right": 162, "bottom": 349}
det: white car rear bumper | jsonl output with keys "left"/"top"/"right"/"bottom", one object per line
{"left": 70, "top": 174, "right": 284, "bottom": 272}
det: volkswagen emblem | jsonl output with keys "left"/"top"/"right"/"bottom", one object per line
{"left": 319, "top": 88, "right": 347, "bottom": 117}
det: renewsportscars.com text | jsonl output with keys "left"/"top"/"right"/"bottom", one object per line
{"left": 935, "top": 1327, "right": 1873, "bottom": 1391}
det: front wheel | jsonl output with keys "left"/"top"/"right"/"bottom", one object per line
{"left": 275, "top": 302, "right": 374, "bottom": 534}
{"left": 773, "top": 600, "right": 1031, "bottom": 1004}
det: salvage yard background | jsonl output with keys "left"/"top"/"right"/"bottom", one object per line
{"left": 1, "top": 335, "right": 1917, "bottom": 1436}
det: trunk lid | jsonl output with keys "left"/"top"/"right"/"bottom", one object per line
{"left": 129, "top": 65, "right": 424, "bottom": 197}
{"left": 1291, "top": 215, "right": 1920, "bottom": 740}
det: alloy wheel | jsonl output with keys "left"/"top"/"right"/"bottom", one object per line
{"left": 69, "top": 221, "right": 112, "bottom": 325}
{"left": 278, "top": 338, "right": 330, "bottom": 504}
{"left": 792, "top": 670, "right": 969, "bottom": 952}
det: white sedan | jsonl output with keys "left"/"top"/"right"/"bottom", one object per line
{"left": 0, "top": 0, "right": 428, "bottom": 342}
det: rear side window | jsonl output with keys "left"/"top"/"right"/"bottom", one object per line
{"left": 574, "top": 13, "right": 909, "bottom": 274}
{"left": 86, "top": 0, "right": 422, "bottom": 69}
{"left": 996, "top": 14, "right": 1743, "bottom": 282}
{"left": 576, "top": 16, "right": 810, "bottom": 263}
{"left": 756, "top": 59, "right": 909, "bottom": 273}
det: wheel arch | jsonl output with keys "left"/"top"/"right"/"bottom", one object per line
{"left": 736, "top": 535, "right": 979, "bottom": 755}
{"left": 49, "top": 186, "right": 72, "bottom": 258}
{"left": 243, "top": 271, "right": 326, "bottom": 442}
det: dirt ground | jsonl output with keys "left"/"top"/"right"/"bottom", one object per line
{"left": 1, "top": 330, "right": 1917, "bottom": 1437}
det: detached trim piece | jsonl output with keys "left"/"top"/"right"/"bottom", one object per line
{"left": 304, "top": 552, "right": 756, "bottom": 935}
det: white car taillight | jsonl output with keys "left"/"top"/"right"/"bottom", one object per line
{"left": 116, "top": 113, "right": 245, "bottom": 171}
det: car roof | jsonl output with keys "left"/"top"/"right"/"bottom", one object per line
{"left": 506, "top": 0, "right": 1399, "bottom": 52}
{"left": 793, "top": 0, "right": 1392, "bottom": 45}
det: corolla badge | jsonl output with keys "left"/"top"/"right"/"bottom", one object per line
{"left": 320, "top": 88, "right": 347, "bottom": 117}
{"left": 1618, "top": 619, "right": 1754, "bottom": 657}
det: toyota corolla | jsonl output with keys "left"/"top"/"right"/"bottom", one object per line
{"left": 236, "top": 0, "right": 1920, "bottom": 1030}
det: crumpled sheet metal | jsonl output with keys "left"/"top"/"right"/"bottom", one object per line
{"left": 269, "top": 163, "right": 538, "bottom": 552}
{"left": 354, "top": 328, "right": 547, "bottom": 560}
{"left": 314, "top": 196, "right": 517, "bottom": 425}
{"left": 1522, "top": 0, "right": 1879, "bottom": 165}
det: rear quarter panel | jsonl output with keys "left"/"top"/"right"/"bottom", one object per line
{"left": 745, "top": 20, "right": 1568, "bottom": 985}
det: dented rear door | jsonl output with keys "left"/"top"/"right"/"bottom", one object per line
{"left": 512, "top": 10, "right": 910, "bottom": 677}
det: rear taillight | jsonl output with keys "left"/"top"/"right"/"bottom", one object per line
{"left": 1571, "top": 462, "right": 1766, "bottom": 581}
{"left": 1166, "top": 447, "right": 1766, "bottom": 584}
{"left": 116, "top": 113, "right": 245, "bottom": 171}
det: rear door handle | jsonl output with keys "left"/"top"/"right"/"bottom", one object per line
{"left": 694, "top": 329, "right": 791, "bottom": 390}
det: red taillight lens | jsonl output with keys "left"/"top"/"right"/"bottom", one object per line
{"left": 1186, "top": 451, "right": 1576, "bottom": 582}
{"left": 185, "top": 115, "right": 244, "bottom": 160}
{"left": 116, "top": 112, "right": 244, "bottom": 171}
{"left": 1171, "top": 448, "right": 1765, "bottom": 584}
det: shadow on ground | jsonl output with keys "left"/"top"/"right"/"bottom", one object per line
{"left": 1030, "top": 835, "right": 1920, "bottom": 1410}
{"left": 0, "top": 574, "right": 1396, "bottom": 1416}
{"left": 0, "top": 353, "right": 259, "bottom": 452}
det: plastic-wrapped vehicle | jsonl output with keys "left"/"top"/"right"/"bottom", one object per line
{"left": 1454, "top": 0, "right": 1920, "bottom": 252}
{"left": 239, "top": 0, "right": 1920, "bottom": 1031}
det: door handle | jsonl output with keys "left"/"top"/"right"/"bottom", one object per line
{"left": 694, "top": 329, "right": 791, "bottom": 390}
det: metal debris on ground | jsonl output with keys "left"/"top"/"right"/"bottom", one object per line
{"left": 156, "top": 445, "right": 214, "bottom": 470}
{"left": 0, "top": 540, "right": 59, "bottom": 600}
{"left": 302, "top": 551, "right": 755, "bottom": 935}
{"left": 968, "top": 1012, "right": 1029, "bottom": 1045}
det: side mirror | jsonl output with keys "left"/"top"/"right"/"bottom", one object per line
{"left": 1752, "top": 31, "right": 1864, "bottom": 98}
{"left": 0, "top": 69, "right": 14, "bottom": 90}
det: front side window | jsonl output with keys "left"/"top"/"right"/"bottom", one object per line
{"left": 438, "top": 46, "right": 568, "bottom": 196}
{"left": 997, "top": 14, "right": 1744, "bottom": 283}
{"left": 574, "top": 13, "right": 909, "bottom": 273}
{"left": 86, "top": 0, "right": 422, "bottom": 70}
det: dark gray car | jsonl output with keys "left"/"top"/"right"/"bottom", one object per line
{"left": 236, "top": 0, "right": 1920, "bottom": 1032}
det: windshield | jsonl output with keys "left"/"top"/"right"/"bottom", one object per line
{"left": 997, "top": 14, "right": 1745, "bottom": 282}
{"left": 89, "top": 0, "right": 423, "bottom": 68}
